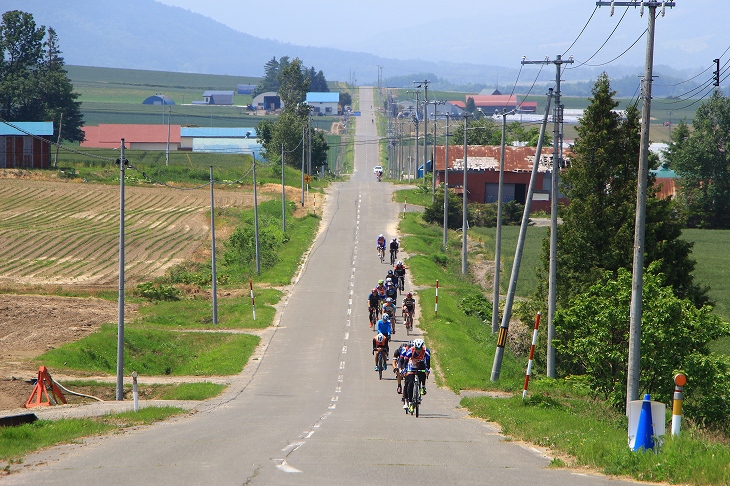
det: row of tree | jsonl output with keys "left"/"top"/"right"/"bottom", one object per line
{"left": 0, "top": 10, "right": 84, "bottom": 142}
{"left": 255, "top": 57, "right": 331, "bottom": 172}
{"left": 252, "top": 56, "right": 329, "bottom": 98}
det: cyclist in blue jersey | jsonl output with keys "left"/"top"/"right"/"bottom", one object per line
{"left": 375, "top": 313, "right": 392, "bottom": 340}
{"left": 402, "top": 339, "right": 430, "bottom": 413}
{"left": 376, "top": 234, "right": 386, "bottom": 256}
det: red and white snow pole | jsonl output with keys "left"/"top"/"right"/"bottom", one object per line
{"left": 250, "top": 279, "right": 256, "bottom": 321}
{"left": 522, "top": 312, "right": 541, "bottom": 399}
{"left": 403, "top": 197, "right": 407, "bottom": 219}
{"left": 434, "top": 279, "right": 439, "bottom": 316}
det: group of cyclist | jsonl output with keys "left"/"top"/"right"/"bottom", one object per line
{"left": 369, "top": 233, "right": 429, "bottom": 413}
{"left": 376, "top": 234, "right": 401, "bottom": 265}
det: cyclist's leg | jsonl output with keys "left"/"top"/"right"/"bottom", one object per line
{"left": 403, "top": 373, "right": 415, "bottom": 405}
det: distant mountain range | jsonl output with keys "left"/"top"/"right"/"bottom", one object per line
{"left": 3, "top": 0, "right": 705, "bottom": 95}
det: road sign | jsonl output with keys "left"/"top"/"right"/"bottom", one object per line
{"left": 304, "top": 174, "right": 312, "bottom": 184}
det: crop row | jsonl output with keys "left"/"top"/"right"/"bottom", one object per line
{"left": 0, "top": 180, "right": 253, "bottom": 286}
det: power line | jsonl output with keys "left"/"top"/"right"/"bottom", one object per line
{"left": 566, "top": 5, "right": 632, "bottom": 70}
{"left": 562, "top": 5, "right": 600, "bottom": 57}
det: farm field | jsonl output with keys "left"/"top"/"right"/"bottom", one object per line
{"left": 0, "top": 176, "right": 256, "bottom": 287}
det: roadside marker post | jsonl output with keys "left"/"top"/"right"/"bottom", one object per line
{"left": 522, "top": 312, "right": 541, "bottom": 399}
{"left": 250, "top": 279, "right": 256, "bottom": 321}
{"left": 403, "top": 197, "right": 407, "bottom": 219}
{"left": 434, "top": 280, "right": 439, "bottom": 316}
{"left": 671, "top": 373, "right": 687, "bottom": 436}
{"left": 132, "top": 371, "right": 139, "bottom": 412}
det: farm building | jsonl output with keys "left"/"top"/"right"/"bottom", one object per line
{"left": 433, "top": 145, "right": 568, "bottom": 213}
{"left": 192, "top": 91, "right": 234, "bottom": 105}
{"left": 180, "top": 127, "right": 261, "bottom": 157}
{"left": 81, "top": 124, "right": 181, "bottom": 150}
{"left": 0, "top": 121, "right": 54, "bottom": 169}
{"left": 252, "top": 92, "right": 283, "bottom": 112}
{"left": 305, "top": 92, "right": 340, "bottom": 116}
{"left": 237, "top": 84, "right": 255, "bottom": 95}
{"left": 142, "top": 94, "right": 175, "bottom": 105}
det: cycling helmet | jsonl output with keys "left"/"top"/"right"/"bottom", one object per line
{"left": 372, "top": 288, "right": 378, "bottom": 293}
{"left": 408, "top": 340, "right": 415, "bottom": 347}
{"left": 386, "top": 277, "right": 392, "bottom": 283}
{"left": 397, "top": 261, "right": 402, "bottom": 266}
{"left": 392, "top": 238, "right": 397, "bottom": 242}
{"left": 385, "top": 297, "right": 393, "bottom": 303}
{"left": 378, "top": 279, "right": 384, "bottom": 285}
{"left": 387, "top": 269, "right": 394, "bottom": 275}
{"left": 383, "top": 314, "right": 391, "bottom": 321}
{"left": 379, "top": 234, "right": 383, "bottom": 238}
{"left": 376, "top": 333, "right": 386, "bottom": 344}
{"left": 413, "top": 339, "right": 425, "bottom": 349}
{"left": 407, "top": 292, "right": 412, "bottom": 298}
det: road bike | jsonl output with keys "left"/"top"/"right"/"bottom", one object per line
{"left": 404, "top": 308, "right": 413, "bottom": 334}
{"left": 376, "top": 348, "right": 387, "bottom": 380}
{"left": 378, "top": 246, "right": 385, "bottom": 263}
{"left": 369, "top": 306, "right": 378, "bottom": 328}
{"left": 405, "top": 371, "right": 425, "bottom": 417}
{"left": 390, "top": 248, "right": 398, "bottom": 266}
{"left": 396, "top": 274, "right": 405, "bottom": 293}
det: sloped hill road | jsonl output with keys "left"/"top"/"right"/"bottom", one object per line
{"left": 3, "top": 88, "right": 639, "bottom": 485}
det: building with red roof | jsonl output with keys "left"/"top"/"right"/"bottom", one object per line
{"left": 433, "top": 145, "right": 568, "bottom": 212}
{"left": 81, "top": 124, "right": 181, "bottom": 150}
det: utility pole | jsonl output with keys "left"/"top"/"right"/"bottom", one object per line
{"left": 461, "top": 112, "right": 471, "bottom": 275}
{"left": 714, "top": 58, "right": 721, "bottom": 94}
{"left": 598, "top": 0, "right": 674, "bottom": 412}
{"left": 492, "top": 109, "right": 507, "bottom": 333}
{"left": 415, "top": 80, "right": 429, "bottom": 185}
{"left": 407, "top": 90, "right": 420, "bottom": 181}
{"left": 443, "top": 113, "right": 450, "bottom": 248}
{"left": 166, "top": 106, "right": 171, "bottom": 167}
{"left": 491, "top": 90, "right": 553, "bottom": 382}
{"left": 521, "top": 53, "right": 573, "bottom": 378}
{"left": 116, "top": 139, "right": 128, "bottom": 401}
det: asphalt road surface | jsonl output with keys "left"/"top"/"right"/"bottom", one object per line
{"left": 4, "top": 88, "right": 639, "bottom": 485}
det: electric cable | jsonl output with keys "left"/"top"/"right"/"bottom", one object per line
{"left": 566, "top": 5, "right": 631, "bottom": 70}
{"left": 562, "top": 5, "right": 599, "bottom": 57}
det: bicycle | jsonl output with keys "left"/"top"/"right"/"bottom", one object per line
{"left": 369, "top": 306, "right": 378, "bottom": 328}
{"left": 378, "top": 246, "right": 385, "bottom": 263}
{"left": 404, "top": 308, "right": 413, "bottom": 334}
{"left": 404, "top": 370, "right": 426, "bottom": 417}
{"left": 390, "top": 248, "right": 398, "bottom": 266}
{"left": 376, "top": 348, "right": 387, "bottom": 380}
{"left": 397, "top": 274, "right": 405, "bottom": 293}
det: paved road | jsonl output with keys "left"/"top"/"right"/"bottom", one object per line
{"left": 4, "top": 88, "right": 638, "bottom": 485}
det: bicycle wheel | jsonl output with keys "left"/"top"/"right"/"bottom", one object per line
{"left": 380, "top": 249, "right": 384, "bottom": 263}
{"left": 412, "top": 377, "right": 420, "bottom": 416}
{"left": 378, "top": 352, "right": 384, "bottom": 380}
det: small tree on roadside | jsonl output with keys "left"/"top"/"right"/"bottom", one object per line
{"left": 554, "top": 263, "right": 730, "bottom": 431}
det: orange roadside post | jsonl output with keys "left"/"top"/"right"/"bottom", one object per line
{"left": 25, "top": 366, "right": 67, "bottom": 408}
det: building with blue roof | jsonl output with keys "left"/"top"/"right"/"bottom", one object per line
{"left": 142, "top": 94, "right": 175, "bottom": 105}
{"left": 305, "top": 92, "right": 340, "bottom": 116}
{"left": 179, "top": 126, "right": 260, "bottom": 157}
{"left": 0, "top": 121, "right": 54, "bottom": 169}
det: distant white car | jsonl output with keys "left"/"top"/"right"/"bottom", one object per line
{"left": 373, "top": 165, "right": 383, "bottom": 174}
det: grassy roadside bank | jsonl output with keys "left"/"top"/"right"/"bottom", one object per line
{"left": 396, "top": 189, "right": 730, "bottom": 485}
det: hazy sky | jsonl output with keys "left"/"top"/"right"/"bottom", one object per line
{"left": 155, "top": 0, "right": 727, "bottom": 73}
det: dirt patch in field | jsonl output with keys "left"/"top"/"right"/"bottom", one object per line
{"left": 0, "top": 294, "right": 138, "bottom": 411}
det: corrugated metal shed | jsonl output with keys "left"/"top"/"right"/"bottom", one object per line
{"left": 180, "top": 127, "right": 257, "bottom": 138}
{"left": 0, "top": 122, "right": 53, "bottom": 136}
{"left": 306, "top": 92, "right": 339, "bottom": 103}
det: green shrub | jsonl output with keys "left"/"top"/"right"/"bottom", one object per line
{"left": 458, "top": 293, "right": 492, "bottom": 324}
{"left": 134, "top": 282, "right": 181, "bottom": 301}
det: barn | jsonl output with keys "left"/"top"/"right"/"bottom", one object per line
{"left": 142, "top": 94, "right": 175, "bottom": 105}
{"left": 305, "top": 92, "right": 340, "bottom": 116}
{"left": 0, "top": 121, "right": 54, "bottom": 169}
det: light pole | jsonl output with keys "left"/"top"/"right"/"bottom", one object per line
{"left": 116, "top": 139, "right": 128, "bottom": 401}
{"left": 415, "top": 80, "right": 429, "bottom": 188}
